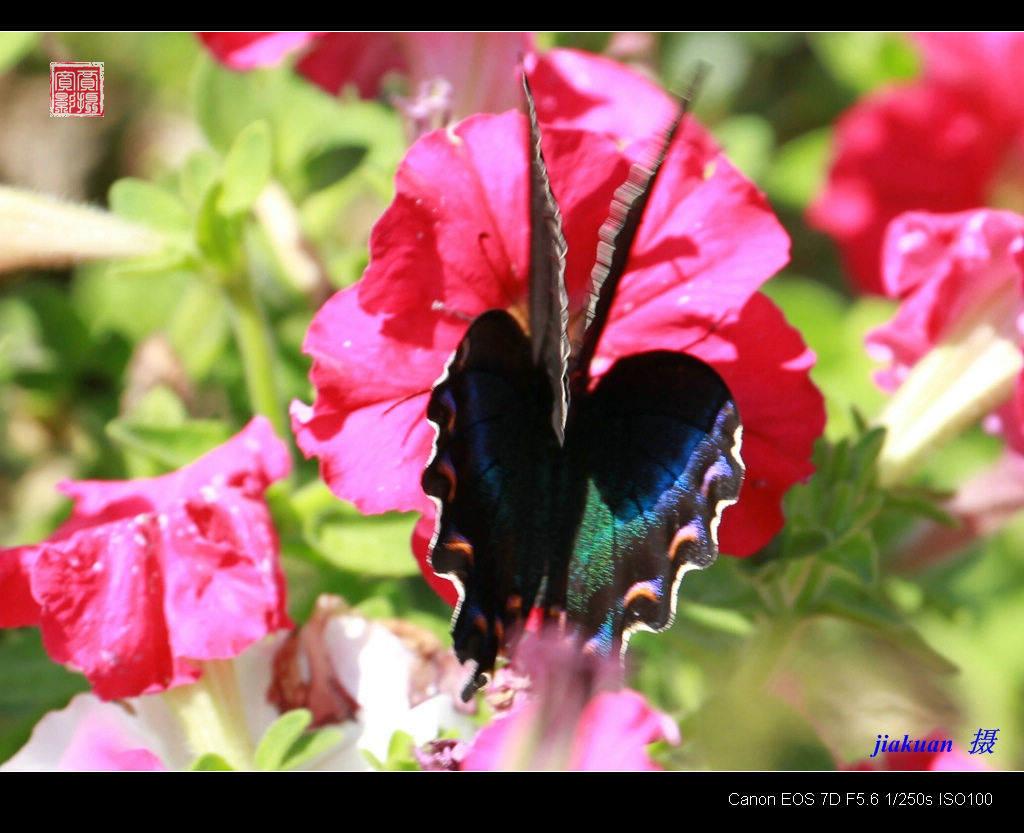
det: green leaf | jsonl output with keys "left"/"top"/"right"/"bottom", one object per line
{"left": 72, "top": 263, "right": 193, "bottom": 341}
{"left": 276, "top": 727, "right": 346, "bottom": 771}
{"left": 712, "top": 114, "right": 774, "bottom": 183}
{"left": 194, "top": 59, "right": 276, "bottom": 153}
{"left": 825, "top": 436, "right": 852, "bottom": 487}
{"left": 166, "top": 281, "right": 229, "bottom": 380}
{"left": 851, "top": 427, "right": 886, "bottom": 491}
{"left": 299, "top": 144, "right": 369, "bottom": 194}
{"left": 292, "top": 481, "right": 421, "bottom": 577}
{"left": 784, "top": 527, "right": 832, "bottom": 560}
{"left": 109, "top": 178, "right": 191, "bottom": 234}
{"left": 883, "top": 489, "right": 957, "bottom": 526}
{"left": 254, "top": 709, "right": 312, "bottom": 771}
{"left": 196, "top": 184, "right": 244, "bottom": 273}
{"left": 252, "top": 709, "right": 345, "bottom": 771}
{"left": 824, "top": 481, "right": 855, "bottom": 531}
{"left": 0, "top": 630, "right": 89, "bottom": 765}
{"left": 829, "top": 532, "right": 878, "bottom": 584}
{"left": 811, "top": 32, "right": 920, "bottom": 93}
{"left": 0, "top": 32, "right": 36, "bottom": 74}
{"left": 180, "top": 150, "right": 221, "bottom": 210}
{"left": 123, "top": 385, "right": 188, "bottom": 426}
{"left": 314, "top": 510, "right": 421, "bottom": 577}
{"left": 362, "top": 730, "right": 420, "bottom": 771}
{"left": 106, "top": 419, "right": 233, "bottom": 471}
{"left": 844, "top": 492, "right": 885, "bottom": 535}
{"left": 189, "top": 753, "right": 235, "bottom": 771}
{"left": 219, "top": 121, "right": 273, "bottom": 215}
{"left": 362, "top": 749, "right": 387, "bottom": 771}
{"left": 816, "top": 579, "right": 956, "bottom": 674}
{"left": 676, "top": 602, "right": 754, "bottom": 637}
{"left": 193, "top": 57, "right": 402, "bottom": 197}
{"left": 764, "top": 128, "right": 831, "bottom": 209}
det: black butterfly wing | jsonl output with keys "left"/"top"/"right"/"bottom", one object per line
{"left": 422, "top": 310, "right": 571, "bottom": 698}
{"left": 558, "top": 350, "right": 743, "bottom": 657}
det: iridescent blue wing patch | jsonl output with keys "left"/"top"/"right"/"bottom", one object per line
{"left": 422, "top": 310, "right": 571, "bottom": 697}
{"left": 422, "top": 70, "right": 742, "bottom": 699}
{"left": 558, "top": 351, "right": 743, "bottom": 657}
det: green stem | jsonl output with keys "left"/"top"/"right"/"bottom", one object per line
{"left": 222, "top": 273, "right": 287, "bottom": 439}
{"left": 163, "top": 659, "right": 255, "bottom": 770}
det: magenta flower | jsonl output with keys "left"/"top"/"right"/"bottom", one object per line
{"left": 199, "top": 32, "right": 532, "bottom": 124}
{"left": 523, "top": 49, "right": 677, "bottom": 140}
{"left": 462, "top": 688, "right": 677, "bottom": 771}
{"left": 291, "top": 65, "right": 824, "bottom": 600}
{"left": 867, "top": 209, "right": 1024, "bottom": 484}
{"left": 0, "top": 417, "right": 292, "bottom": 700}
{"left": 198, "top": 32, "right": 322, "bottom": 71}
{"left": 458, "top": 635, "right": 678, "bottom": 771}
{"left": 810, "top": 32, "right": 1024, "bottom": 294}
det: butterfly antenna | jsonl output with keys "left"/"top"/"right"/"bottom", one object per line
{"left": 571, "top": 64, "right": 708, "bottom": 395}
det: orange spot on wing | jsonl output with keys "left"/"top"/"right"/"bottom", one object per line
{"left": 437, "top": 458, "right": 457, "bottom": 501}
{"left": 668, "top": 522, "right": 701, "bottom": 561}
{"left": 444, "top": 535, "right": 474, "bottom": 563}
{"left": 624, "top": 581, "right": 661, "bottom": 607}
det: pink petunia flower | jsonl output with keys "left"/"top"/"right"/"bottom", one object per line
{"left": 199, "top": 32, "right": 532, "bottom": 127}
{"left": 0, "top": 417, "right": 293, "bottom": 700}
{"left": 523, "top": 49, "right": 677, "bottom": 140}
{"left": 290, "top": 63, "right": 824, "bottom": 600}
{"left": 810, "top": 32, "right": 1024, "bottom": 294}
{"left": 2, "top": 604, "right": 472, "bottom": 771}
{"left": 459, "top": 635, "right": 678, "bottom": 771}
{"left": 867, "top": 209, "right": 1024, "bottom": 485}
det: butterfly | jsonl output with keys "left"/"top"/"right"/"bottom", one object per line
{"left": 422, "top": 72, "right": 744, "bottom": 700}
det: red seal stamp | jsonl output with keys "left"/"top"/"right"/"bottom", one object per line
{"left": 50, "top": 62, "right": 104, "bottom": 117}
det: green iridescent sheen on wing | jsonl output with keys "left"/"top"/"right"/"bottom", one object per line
{"left": 559, "top": 351, "right": 744, "bottom": 657}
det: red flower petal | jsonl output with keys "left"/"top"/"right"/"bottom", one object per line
{"left": 397, "top": 33, "right": 532, "bottom": 119}
{"left": 692, "top": 294, "right": 824, "bottom": 556}
{"left": 296, "top": 101, "right": 821, "bottom": 601}
{"left": 526, "top": 49, "right": 677, "bottom": 140}
{"left": 200, "top": 31, "right": 531, "bottom": 122}
{"left": 570, "top": 689, "right": 680, "bottom": 771}
{"left": 198, "top": 32, "right": 319, "bottom": 70}
{"left": 460, "top": 636, "right": 676, "bottom": 770}
{"left": 866, "top": 209, "right": 1024, "bottom": 392}
{"left": 810, "top": 33, "right": 1024, "bottom": 294}
{"left": 0, "top": 417, "right": 293, "bottom": 700}
{"left": 411, "top": 511, "right": 459, "bottom": 607}
{"left": 290, "top": 284, "right": 448, "bottom": 516}
{"left": 915, "top": 32, "right": 1024, "bottom": 125}
{"left": 295, "top": 32, "right": 407, "bottom": 98}
{"left": 0, "top": 546, "right": 42, "bottom": 627}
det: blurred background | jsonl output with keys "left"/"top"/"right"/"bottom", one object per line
{"left": 1, "top": 32, "right": 1020, "bottom": 770}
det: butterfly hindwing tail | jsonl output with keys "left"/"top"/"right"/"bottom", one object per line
{"left": 571, "top": 77, "right": 703, "bottom": 393}
{"left": 523, "top": 72, "right": 571, "bottom": 445}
